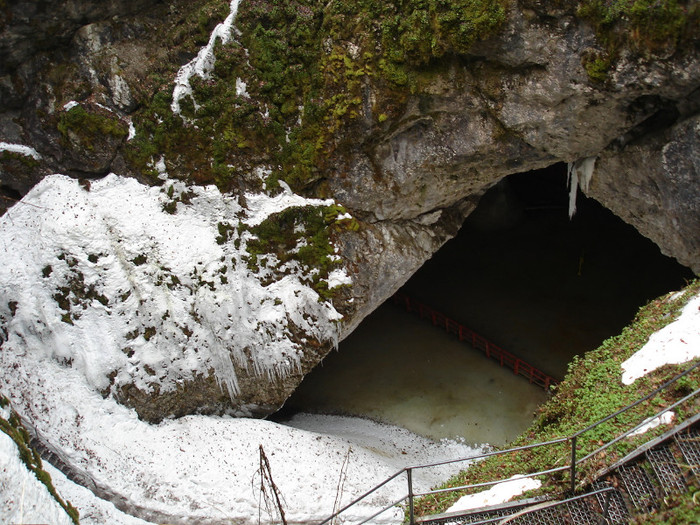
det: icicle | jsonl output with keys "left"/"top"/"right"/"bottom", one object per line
{"left": 567, "top": 156, "right": 596, "bottom": 219}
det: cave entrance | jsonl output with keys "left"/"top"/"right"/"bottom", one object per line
{"left": 277, "top": 164, "right": 695, "bottom": 446}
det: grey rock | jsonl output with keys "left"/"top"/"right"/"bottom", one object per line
{"left": 586, "top": 115, "right": 700, "bottom": 274}
{"left": 1, "top": 0, "right": 699, "bottom": 423}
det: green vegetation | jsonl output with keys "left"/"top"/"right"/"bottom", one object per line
{"left": 58, "top": 105, "right": 128, "bottom": 151}
{"left": 245, "top": 203, "right": 356, "bottom": 299}
{"left": 126, "top": 0, "right": 508, "bottom": 192}
{"left": 630, "top": 486, "right": 700, "bottom": 523}
{"left": 414, "top": 279, "right": 700, "bottom": 518}
{"left": 0, "top": 396, "right": 80, "bottom": 524}
{"left": 578, "top": 0, "right": 698, "bottom": 80}
{"left": 120, "top": 0, "right": 700, "bottom": 183}
{"left": 0, "top": 150, "right": 40, "bottom": 169}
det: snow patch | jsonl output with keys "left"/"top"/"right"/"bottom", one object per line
{"left": 621, "top": 292, "right": 700, "bottom": 384}
{"left": 629, "top": 412, "right": 675, "bottom": 437}
{"left": 171, "top": 0, "right": 242, "bottom": 114}
{"left": 236, "top": 77, "right": 249, "bottom": 97}
{"left": 327, "top": 268, "right": 352, "bottom": 289}
{"left": 445, "top": 475, "right": 541, "bottom": 514}
{"left": 0, "top": 141, "right": 41, "bottom": 160}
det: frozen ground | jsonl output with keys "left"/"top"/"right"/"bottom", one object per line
{"left": 2, "top": 354, "right": 481, "bottom": 525}
{"left": 0, "top": 172, "right": 480, "bottom": 524}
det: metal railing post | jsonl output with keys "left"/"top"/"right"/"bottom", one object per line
{"left": 570, "top": 435, "right": 577, "bottom": 494}
{"left": 600, "top": 487, "right": 612, "bottom": 525}
{"left": 407, "top": 468, "right": 415, "bottom": 525}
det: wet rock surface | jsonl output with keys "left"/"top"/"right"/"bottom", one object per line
{"left": 0, "top": 1, "right": 698, "bottom": 420}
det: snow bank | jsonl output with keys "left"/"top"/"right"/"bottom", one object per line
{"left": 621, "top": 291, "right": 700, "bottom": 384}
{"left": 44, "top": 461, "right": 153, "bottom": 525}
{"left": 0, "top": 173, "right": 345, "bottom": 402}
{"left": 0, "top": 347, "right": 480, "bottom": 524}
{"left": 0, "top": 173, "right": 480, "bottom": 524}
{"left": 445, "top": 475, "right": 541, "bottom": 514}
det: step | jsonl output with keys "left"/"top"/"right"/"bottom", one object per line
{"left": 564, "top": 497, "right": 601, "bottom": 525}
{"left": 646, "top": 443, "right": 686, "bottom": 496}
{"left": 675, "top": 426, "right": 700, "bottom": 482}
{"left": 592, "top": 481, "right": 629, "bottom": 524}
{"left": 617, "top": 462, "right": 659, "bottom": 512}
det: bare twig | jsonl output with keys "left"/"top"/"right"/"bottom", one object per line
{"left": 331, "top": 447, "right": 353, "bottom": 525}
{"left": 255, "top": 444, "right": 288, "bottom": 525}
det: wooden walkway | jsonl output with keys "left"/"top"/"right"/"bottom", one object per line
{"left": 392, "top": 292, "right": 558, "bottom": 390}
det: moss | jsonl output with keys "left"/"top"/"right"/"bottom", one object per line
{"left": 0, "top": 396, "right": 80, "bottom": 524}
{"left": 246, "top": 203, "right": 357, "bottom": 298}
{"left": 216, "top": 222, "right": 237, "bottom": 245}
{"left": 57, "top": 105, "right": 128, "bottom": 151}
{"left": 578, "top": 0, "right": 698, "bottom": 80}
{"left": 582, "top": 51, "right": 613, "bottom": 82}
{"left": 630, "top": 486, "right": 700, "bottom": 523}
{"left": 125, "top": 0, "right": 508, "bottom": 193}
{"left": 0, "top": 150, "right": 40, "bottom": 169}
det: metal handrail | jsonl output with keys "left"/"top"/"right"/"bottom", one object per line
{"left": 317, "top": 469, "right": 407, "bottom": 525}
{"left": 315, "top": 360, "right": 700, "bottom": 525}
{"left": 432, "top": 486, "right": 618, "bottom": 525}
{"left": 392, "top": 293, "right": 558, "bottom": 389}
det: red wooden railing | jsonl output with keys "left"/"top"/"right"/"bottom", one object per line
{"left": 392, "top": 292, "right": 558, "bottom": 391}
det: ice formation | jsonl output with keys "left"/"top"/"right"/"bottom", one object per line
{"left": 567, "top": 156, "right": 596, "bottom": 218}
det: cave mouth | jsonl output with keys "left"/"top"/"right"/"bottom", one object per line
{"left": 274, "top": 163, "right": 695, "bottom": 446}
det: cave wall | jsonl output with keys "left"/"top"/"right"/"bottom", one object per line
{"left": 587, "top": 114, "right": 700, "bottom": 274}
{"left": 0, "top": 0, "right": 699, "bottom": 419}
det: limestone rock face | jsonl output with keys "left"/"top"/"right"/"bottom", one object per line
{"left": 586, "top": 115, "right": 700, "bottom": 275}
{"left": 0, "top": 1, "right": 699, "bottom": 422}
{"left": 0, "top": 0, "right": 195, "bottom": 204}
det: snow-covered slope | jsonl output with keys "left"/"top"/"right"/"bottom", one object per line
{"left": 1, "top": 323, "right": 479, "bottom": 524}
{"left": 0, "top": 173, "right": 480, "bottom": 524}
{"left": 0, "top": 173, "right": 348, "bottom": 419}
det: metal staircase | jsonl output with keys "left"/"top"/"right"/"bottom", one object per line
{"left": 316, "top": 364, "right": 700, "bottom": 525}
{"left": 418, "top": 422, "right": 700, "bottom": 525}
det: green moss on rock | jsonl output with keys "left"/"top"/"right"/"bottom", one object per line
{"left": 58, "top": 105, "right": 128, "bottom": 151}
{"left": 578, "top": 0, "right": 698, "bottom": 80}
{"left": 0, "top": 396, "right": 80, "bottom": 524}
{"left": 126, "top": 0, "right": 508, "bottom": 193}
{"left": 245, "top": 203, "right": 356, "bottom": 298}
